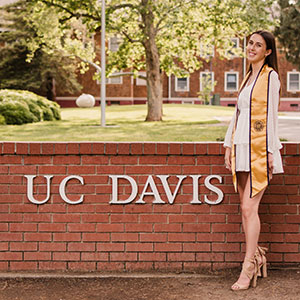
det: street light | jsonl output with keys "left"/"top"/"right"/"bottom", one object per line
{"left": 100, "top": 0, "right": 106, "bottom": 127}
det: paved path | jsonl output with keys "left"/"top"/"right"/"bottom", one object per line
{"left": 216, "top": 112, "right": 300, "bottom": 142}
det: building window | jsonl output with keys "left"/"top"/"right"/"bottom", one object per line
{"left": 175, "top": 77, "right": 189, "bottom": 92}
{"left": 109, "top": 36, "right": 122, "bottom": 52}
{"left": 107, "top": 72, "right": 122, "bottom": 84}
{"left": 287, "top": 72, "right": 300, "bottom": 92}
{"left": 225, "top": 72, "right": 239, "bottom": 92}
{"left": 200, "top": 72, "right": 214, "bottom": 92}
{"left": 226, "top": 38, "right": 239, "bottom": 58}
{"left": 136, "top": 72, "right": 147, "bottom": 86}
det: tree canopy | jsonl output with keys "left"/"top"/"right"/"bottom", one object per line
{"left": 275, "top": 0, "right": 300, "bottom": 68}
{"left": 26, "top": 0, "right": 276, "bottom": 120}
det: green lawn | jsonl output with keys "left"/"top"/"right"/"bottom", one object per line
{"left": 0, "top": 104, "right": 234, "bottom": 141}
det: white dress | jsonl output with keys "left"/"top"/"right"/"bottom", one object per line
{"left": 224, "top": 71, "right": 284, "bottom": 174}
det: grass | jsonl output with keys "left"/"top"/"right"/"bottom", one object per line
{"left": 0, "top": 104, "right": 235, "bottom": 141}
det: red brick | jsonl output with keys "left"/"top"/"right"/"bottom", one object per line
{"left": 111, "top": 156, "right": 138, "bottom": 165}
{"left": 183, "top": 224, "right": 210, "bottom": 232}
{"left": 38, "top": 165, "right": 66, "bottom": 174}
{"left": 168, "top": 253, "right": 195, "bottom": 261}
{"left": 131, "top": 143, "right": 143, "bottom": 155}
{"left": 154, "top": 243, "right": 182, "bottom": 252}
{"left": 53, "top": 252, "right": 80, "bottom": 261}
{"left": 41, "top": 143, "right": 54, "bottom": 155}
{"left": 53, "top": 156, "right": 80, "bottom": 165}
{"left": 284, "top": 143, "right": 298, "bottom": 155}
{"left": 183, "top": 243, "right": 210, "bottom": 252}
{"left": 140, "top": 215, "right": 167, "bottom": 223}
{"left": 39, "top": 223, "right": 66, "bottom": 232}
{"left": 79, "top": 143, "right": 93, "bottom": 154}
{"left": 0, "top": 252, "right": 22, "bottom": 260}
{"left": 2, "top": 142, "right": 15, "bottom": 154}
{"left": 97, "top": 243, "right": 125, "bottom": 252}
{"left": 52, "top": 214, "right": 81, "bottom": 223}
{"left": 195, "top": 143, "right": 207, "bottom": 155}
{"left": 139, "top": 253, "right": 166, "bottom": 261}
{"left": 24, "top": 156, "right": 52, "bottom": 165}
{"left": 53, "top": 233, "right": 81, "bottom": 242}
{"left": 111, "top": 233, "right": 138, "bottom": 242}
{"left": 271, "top": 224, "right": 299, "bottom": 233}
{"left": 68, "top": 242, "right": 96, "bottom": 252}
{"left": 110, "top": 252, "right": 137, "bottom": 261}
{"left": 154, "top": 224, "right": 181, "bottom": 232}
{"left": 54, "top": 143, "right": 67, "bottom": 154}
{"left": 118, "top": 143, "right": 130, "bottom": 154}
{"left": 169, "top": 143, "right": 181, "bottom": 155}
{"left": 212, "top": 224, "right": 240, "bottom": 233}
{"left": 24, "top": 252, "right": 51, "bottom": 261}
{"left": 284, "top": 253, "right": 300, "bottom": 262}
{"left": 126, "top": 243, "right": 153, "bottom": 252}
{"left": 10, "top": 165, "right": 36, "bottom": 174}
{"left": 197, "top": 233, "right": 225, "bottom": 242}
{"left": 83, "top": 233, "right": 110, "bottom": 242}
{"left": 269, "top": 205, "right": 297, "bottom": 214}
{"left": 105, "top": 143, "right": 118, "bottom": 154}
{"left": 10, "top": 262, "right": 37, "bottom": 270}
{"left": 140, "top": 233, "right": 167, "bottom": 242}
{"left": 271, "top": 243, "right": 298, "bottom": 252}
{"left": 212, "top": 243, "right": 240, "bottom": 252}
{"left": 39, "top": 261, "right": 67, "bottom": 270}
{"left": 182, "top": 143, "right": 195, "bottom": 155}
{"left": 168, "top": 233, "right": 196, "bottom": 242}
{"left": 68, "top": 224, "right": 96, "bottom": 232}
{"left": 169, "top": 215, "right": 197, "bottom": 223}
{"left": 168, "top": 156, "right": 195, "bottom": 165}
{"left": 68, "top": 262, "right": 96, "bottom": 271}
{"left": 143, "top": 143, "right": 156, "bottom": 155}
{"left": 29, "top": 143, "right": 41, "bottom": 154}
{"left": 90, "top": 143, "right": 104, "bottom": 155}
{"left": 207, "top": 143, "right": 221, "bottom": 155}
{"left": 97, "top": 224, "right": 124, "bottom": 232}
{"left": 139, "top": 156, "right": 167, "bottom": 165}
{"left": 67, "top": 143, "right": 80, "bottom": 154}
{"left": 0, "top": 242, "right": 8, "bottom": 251}
{"left": 156, "top": 143, "right": 169, "bottom": 155}
{"left": 39, "top": 242, "right": 66, "bottom": 252}
{"left": 16, "top": 143, "right": 28, "bottom": 154}
{"left": 10, "top": 223, "right": 37, "bottom": 232}
{"left": 24, "top": 233, "right": 51, "bottom": 242}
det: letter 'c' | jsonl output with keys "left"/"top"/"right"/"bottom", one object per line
{"left": 59, "top": 175, "right": 84, "bottom": 204}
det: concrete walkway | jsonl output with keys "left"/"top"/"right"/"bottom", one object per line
{"left": 216, "top": 111, "right": 300, "bottom": 142}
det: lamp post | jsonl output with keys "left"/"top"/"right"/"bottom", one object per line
{"left": 100, "top": 0, "right": 106, "bottom": 127}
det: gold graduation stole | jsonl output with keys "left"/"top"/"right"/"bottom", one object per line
{"left": 231, "top": 64, "right": 273, "bottom": 197}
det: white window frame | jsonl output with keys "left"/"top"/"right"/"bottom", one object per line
{"left": 200, "top": 72, "right": 215, "bottom": 92}
{"left": 107, "top": 72, "right": 123, "bottom": 84}
{"left": 226, "top": 38, "right": 239, "bottom": 58}
{"left": 224, "top": 72, "right": 239, "bottom": 92}
{"left": 175, "top": 76, "right": 190, "bottom": 92}
{"left": 108, "top": 36, "right": 122, "bottom": 52}
{"left": 136, "top": 72, "right": 147, "bottom": 86}
{"left": 287, "top": 71, "right": 300, "bottom": 92}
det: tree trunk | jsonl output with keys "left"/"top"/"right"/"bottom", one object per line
{"left": 142, "top": 0, "right": 163, "bottom": 121}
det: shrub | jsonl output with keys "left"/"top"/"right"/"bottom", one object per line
{"left": 0, "top": 89, "right": 61, "bottom": 125}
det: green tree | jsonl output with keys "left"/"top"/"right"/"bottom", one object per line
{"left": 275, "top": 0, "right": 300, "bottom": 67}
{"left": 0, "top": 0, "right": 86, "bottom": 99}
{"left": 29, "top": 0, "right": 276, "bottom": 120}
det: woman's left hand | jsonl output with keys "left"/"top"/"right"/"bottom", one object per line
{"left": 268, "top": 152, "right": 274, "bottom": 180}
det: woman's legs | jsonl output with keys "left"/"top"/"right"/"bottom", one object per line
{"left": 231, "top": 172, "right": 266, "bottom": 289}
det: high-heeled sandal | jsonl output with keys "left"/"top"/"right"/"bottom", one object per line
{"left": 255, "top": 246, "right": 268, "bottom": 278}
{"left": 231, "top": 256, "right": 258, "bottom": 291}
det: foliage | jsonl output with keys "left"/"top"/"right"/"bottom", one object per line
{"left": 0, "top": 89, "right": 61, "bottom": 125}
{"left": 275, "top": 0, "right": 300, "bottom": 67}
{"left": 27, "top": 0, "right": 277, "bottom": 121}
{"left": 198, "top": 74, "right": 217, "bottom": 105}
{"left": 0, "top": 0, "right": 85, "bottom": 97}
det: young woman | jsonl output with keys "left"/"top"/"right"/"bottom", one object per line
{"left": 224, "top": 30, "right": 284, "bottom": 291}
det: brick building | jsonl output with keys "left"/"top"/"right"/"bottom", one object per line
{"left": 56, "top": 35, "right": 300, "bottom": 111}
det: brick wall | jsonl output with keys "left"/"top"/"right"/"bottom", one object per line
{"left": 0, "top": 142, "right": 299, "bottom": 272}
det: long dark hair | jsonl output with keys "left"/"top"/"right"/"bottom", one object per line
{"left": 247, "top": 30, "right": 279, "bottom": 74}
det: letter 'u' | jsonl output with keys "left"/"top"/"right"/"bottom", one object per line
{"left": 25, "top": 175, "right": 53, "bottom": 204}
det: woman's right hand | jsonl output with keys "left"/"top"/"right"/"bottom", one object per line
{"left": 224, "top": 147, "right": 231, "bottom": 171}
